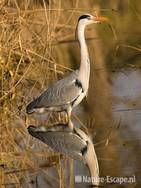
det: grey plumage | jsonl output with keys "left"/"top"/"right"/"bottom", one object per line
{"left": 26, "top": 70, "right": 82, "bottom": 114}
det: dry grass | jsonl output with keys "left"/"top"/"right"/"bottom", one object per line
{"left": 0, "top": 1, "right": 77, "bottom": 187}
{"left": 0, "top": 0, "right": 141, "bottom": 187}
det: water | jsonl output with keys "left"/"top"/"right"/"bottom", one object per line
{"left": 112, "top": 69, "right": 141, "bottom": 187}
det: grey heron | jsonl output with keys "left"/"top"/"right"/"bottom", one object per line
{"left": 26, "top": 13, "right": 108, "bottom": 129}
{"left": 28, "top": 124, "right": 100, "bottom": 187}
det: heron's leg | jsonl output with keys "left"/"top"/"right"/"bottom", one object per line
{"left": 68, "top": 118, "right": 74, "bottom": 130}
{"left": 66, "top": 106, "right": 74, "bottom": 130}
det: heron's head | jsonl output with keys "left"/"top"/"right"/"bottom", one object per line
{"left": 78, "top": 13, "right": 108, "bottom": 26}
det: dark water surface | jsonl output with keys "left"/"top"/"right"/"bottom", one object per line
{"left": 112, "top": 69, "right": 141, "bottom": 187}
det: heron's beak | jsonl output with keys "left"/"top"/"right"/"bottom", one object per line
{"left": 93, "top": 16, "right": 109, "bottom": 23}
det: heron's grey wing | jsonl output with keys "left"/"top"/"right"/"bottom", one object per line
{"left": 27, "top": 70, "right": 81, "bottom": 110}
{"left": 58, "top": 70, "right": 78, "bottom": 83}
{"left": 28, "top": 126, "right": 86, "bottom": 161}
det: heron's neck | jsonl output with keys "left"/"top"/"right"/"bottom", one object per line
{"left": 85, "top": 139, "right": 99, "bottom": 186}
{"left": 77, "top": 22, "right": 90, "bottom": 92}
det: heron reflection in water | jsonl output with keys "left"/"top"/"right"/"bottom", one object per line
{"left": 28, "top": 124, "right": 99, "bottom": 187}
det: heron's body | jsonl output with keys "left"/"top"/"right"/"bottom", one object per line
{"left": 26, "top": 70, "right": 85, "bottom": 114}
{"left": 26, "top": 14, "right": 108, "bottom": 129}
